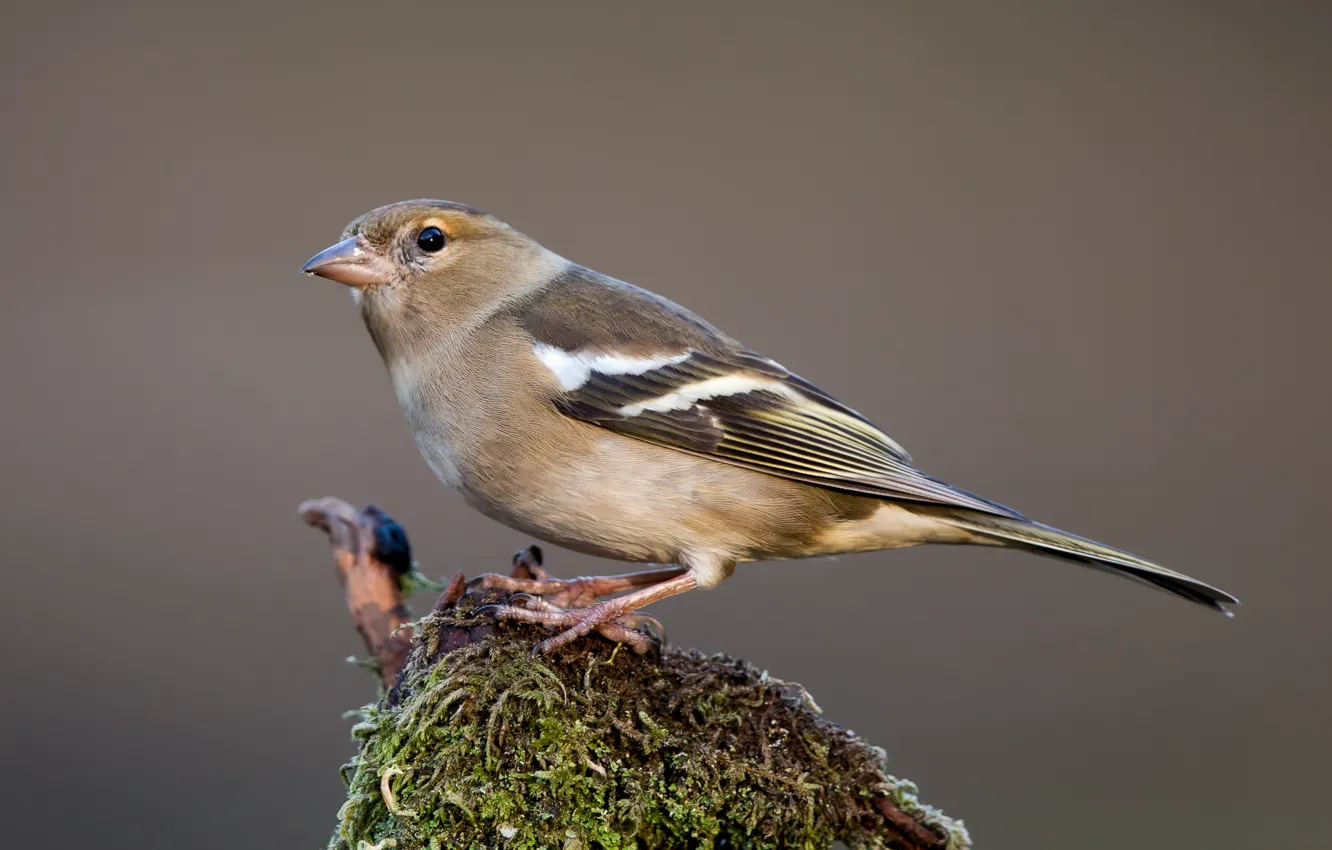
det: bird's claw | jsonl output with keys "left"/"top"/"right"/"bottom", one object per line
{"left": 612, "top": 612, "right": 667, "bottom": 646}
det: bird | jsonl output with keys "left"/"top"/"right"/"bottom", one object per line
{"left": 301, "top": 199, "right": 1238, "bottom": 653}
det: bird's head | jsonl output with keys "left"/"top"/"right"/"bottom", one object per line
{"left": 301, "top": 199, "right": 565, "bottom": 356}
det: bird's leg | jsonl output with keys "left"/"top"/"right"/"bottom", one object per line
{"left": 484, "top": 572, "right": 699, "bottom": 654}
{"left": 470, "top": 564, "right": 687, "bottom": 609}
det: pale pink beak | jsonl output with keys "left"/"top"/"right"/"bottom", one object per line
{"left": 300, "top": 236, "right": 393, "bottom": 287}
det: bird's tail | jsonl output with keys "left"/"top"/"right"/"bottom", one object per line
{"left": 925, "top": 508, "right": 1239, "bottom": 614}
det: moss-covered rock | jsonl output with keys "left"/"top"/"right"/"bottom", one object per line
{"left": 328, "top": 590, "right": 969, "bottom": 850}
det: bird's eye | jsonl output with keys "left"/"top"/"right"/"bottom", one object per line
{"left": 416, "top": 226, "right": 446, "bottom": 253}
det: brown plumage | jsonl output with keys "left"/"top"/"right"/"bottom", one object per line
{"left": 301, "top": 199, "right": 1238, "bottom": 653}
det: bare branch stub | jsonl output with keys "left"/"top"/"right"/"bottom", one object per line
{"left": 299, "top": 497, "right": 415, "bottom": 686}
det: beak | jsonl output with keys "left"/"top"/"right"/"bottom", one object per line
{"left": 300, "top": 236, "right": 393, "bottom": 287}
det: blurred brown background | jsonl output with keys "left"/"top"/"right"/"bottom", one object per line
{"left": 3, "top": 2, "right": 1329, "bottom": 848}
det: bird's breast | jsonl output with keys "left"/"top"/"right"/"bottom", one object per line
{"left": 412, "top": 425, "right": 466, "bottom": 490}
{"left": 386, "top": 355, "right": 471, "bottom": 490}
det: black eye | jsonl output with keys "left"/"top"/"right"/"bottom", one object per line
{"left": 416, "top": 226, "right": 446, "bottom": 253}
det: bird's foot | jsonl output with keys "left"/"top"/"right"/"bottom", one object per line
{"left": 479, "top": 571, "right": 698, "bottom": 654}
{"left": 481, "top": 595, "right": 662, "bottom": 654}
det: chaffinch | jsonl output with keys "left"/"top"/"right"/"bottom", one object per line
{"left": 302, "top": 199, "right": 1237, "bottom": 652}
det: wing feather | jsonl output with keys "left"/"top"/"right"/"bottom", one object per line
{"left": 553, "top": 351, "right": 1023, "bottom": 518}
{"left": 516, "top": 265, "right": 1024, "bottom": 519}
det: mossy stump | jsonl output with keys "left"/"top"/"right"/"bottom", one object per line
{"left": 328, "top": 587, "right": 969, "bottom": 850}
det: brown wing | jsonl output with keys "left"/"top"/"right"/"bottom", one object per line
{"left": 517, "top": 265, "right": 1025, "bottom": 519}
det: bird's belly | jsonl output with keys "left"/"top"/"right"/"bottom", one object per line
{"left": 471, "top": 444, "right": 690, "bottom": 563}
{"left": 457, "top": 429, "right": 881, "bottom": 566}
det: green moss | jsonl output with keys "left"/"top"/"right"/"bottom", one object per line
{"left": 328, "top": 592, "right": 970, "bottom": 850}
